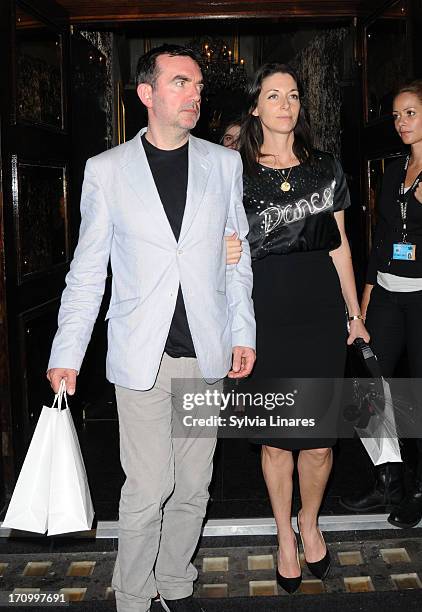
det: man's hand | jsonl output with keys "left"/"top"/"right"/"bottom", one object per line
{"left": 47, "top": 368, "right": 78, "bottom": 395}
{"left": 228, "top": 346, "right": 256, "bottom": 379}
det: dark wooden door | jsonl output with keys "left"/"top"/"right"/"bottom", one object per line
{"left": 0, "top": 0, "right": 70, "bottom": 507}
{"left": 357, "top": 0, "right": 415, "bottom": 264}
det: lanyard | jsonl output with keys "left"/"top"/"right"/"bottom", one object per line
{"left": 398, "top": 155, "right": 422, "bottom": 242}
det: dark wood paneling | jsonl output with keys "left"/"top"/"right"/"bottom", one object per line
{"left": 56, "top": 0, "right": 362, "bottom": 23}
{"left": 0, "top": 150, "right": 15, "bottom": 506}
{"left": 0, "top": 0, "right": 16, "bottom": 509}
{"left": 18, "top": 0, "right": 67, "bottom": 26}
{"left": 410, "top": 0, "right": 422, "bottom": 78}
{"left": 0, "top": 0, "right": 71, "bottom": 499}
{"left": 18, "top": 301, "right": 61, "bottom": 442}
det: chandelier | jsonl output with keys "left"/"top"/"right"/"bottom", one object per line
{"left": 187, "top": 37, "right": 248, "bottom": 97}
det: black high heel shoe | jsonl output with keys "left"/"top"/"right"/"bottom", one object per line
{"left": 297, "top": 512, "right": 331, "bottom": 580}
{"left": 275, "top": 535, "right": 302, "bottom": 594}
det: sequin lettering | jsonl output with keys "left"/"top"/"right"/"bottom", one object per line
{"left": 259, "top": 182, "right": 335, "bottom": 235}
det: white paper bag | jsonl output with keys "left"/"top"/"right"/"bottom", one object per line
{"left": 358, "top": 436, "right": 402, "bottom": 466}
{"left": 1, "top": 406, "right": 54, "bottom": 533}
{"left": 47, "top": 382, "right": 94, "bottom": 535}
{"left": 355, "top": 378, "right": 402, "bottom": 466}
{"left": 2, "top": 381, "right": 94, "bottom": 535}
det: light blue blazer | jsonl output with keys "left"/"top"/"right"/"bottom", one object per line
{"left": 48, "top": 128, "right": 256, "bottom": 390}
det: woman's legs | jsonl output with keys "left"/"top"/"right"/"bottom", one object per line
{"left": 388, "top": 289, "right": 422, "bottom": 527}
{"left": 405, "top": 290, "right": 422, "bottom": 477}
{"left": 261, "top": 445, "right": 299, "bottom": 578}
{"left": 297, "top": 447, "right": 332, "bottom": 561}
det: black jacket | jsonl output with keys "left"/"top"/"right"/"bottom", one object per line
{"left": 367, "top": 156, "right": 422, "bottom": 284}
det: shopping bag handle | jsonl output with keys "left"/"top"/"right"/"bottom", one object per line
{"left": 51, "top": 379, "right": 69, "bottom": 412}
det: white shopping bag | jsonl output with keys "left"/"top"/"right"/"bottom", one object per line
{"left": 358, "top": 436, "right": 402, "bottom": 466}
{"left": 355, "top": 377, "right": 402, "bottom": 466}
{"left": 2, "top": 381, "right": 94, "bottom": 535}
{"left": 47, "top": 381, "right": 94, "bottom": 535}
{"left": 1, "top": 405, "right": 54, "bottom": 533}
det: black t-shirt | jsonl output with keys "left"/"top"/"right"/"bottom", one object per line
{"left": 243, "top": 151, "right": 350, "bottom": 260}
{"left": 142, "top": 134, "right": 196, "bottom": 358}
{"left": 366, "top": 155, "right": 422, "bottom": 283}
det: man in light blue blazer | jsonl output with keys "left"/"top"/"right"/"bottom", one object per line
{"left": 47, "top": 45, "right": 255, "bottom": 612}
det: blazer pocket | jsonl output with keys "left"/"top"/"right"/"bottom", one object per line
{"left": 216, "top": 289, "right": 226, "bottom": 296}
{"left": 105, "top": 297, "right": 140, "bottom": 320}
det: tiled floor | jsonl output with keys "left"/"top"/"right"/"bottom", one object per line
{"left": 194, "top": 537, "right": 422, "bottom": 598}
{"left": 1, "top": 535, "right": 422, "bottom": 602}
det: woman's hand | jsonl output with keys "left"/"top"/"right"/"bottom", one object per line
{"left": 225, "top": 232, "right": 242, "bottom": 265}
{"left": 347, "top": 319, "right": 370, "bottom": 345}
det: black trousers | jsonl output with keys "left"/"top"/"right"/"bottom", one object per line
{"left": 366, "top": 283, "right": 422, "bottom": 471}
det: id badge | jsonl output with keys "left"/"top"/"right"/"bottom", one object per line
{"left": 392, "top": 243, "right": 416, "bottom": 261}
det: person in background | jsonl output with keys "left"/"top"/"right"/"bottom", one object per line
{"left": 221, "top": 119, "right": 241, "bottom": 150}
{"left": 226, "top": 62, "right": 369, "bottom": 594}
{"left": 341, "top": 80, "right": 422, "bottom": 528}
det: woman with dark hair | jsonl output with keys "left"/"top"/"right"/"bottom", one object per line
{"left": 341, "top": 80, "right": 422, "bottom": 528}
{"left": 220, "top": 119, "right": 242, "bottom": 150}
{"left": 227, "top": 63, "right": 368, "bottom": 593}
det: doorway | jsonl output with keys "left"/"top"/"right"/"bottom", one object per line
{"left": 1, "top": 0, "right": 418, "bottom": 523}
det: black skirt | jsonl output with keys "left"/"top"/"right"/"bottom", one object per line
{"left": 249, "top": 250, "right": 347, "bottom": 450}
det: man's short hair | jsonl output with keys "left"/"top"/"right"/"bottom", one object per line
{"left": 136, "top": 44, "right": 201, "bottom": 88}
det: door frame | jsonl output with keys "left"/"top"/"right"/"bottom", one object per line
{"left": 0, "top": 0, "right": 69, "bottom": 508}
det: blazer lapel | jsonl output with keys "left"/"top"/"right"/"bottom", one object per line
{"left": 178, "top": 136, "right": 211, "bottom": 245}
{"left": 121, "top": 129, "right": 176, "bottom": 244}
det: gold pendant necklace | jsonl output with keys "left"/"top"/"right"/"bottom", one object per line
{"left": 276, "top": 167, "right": 293, "bottom": 192}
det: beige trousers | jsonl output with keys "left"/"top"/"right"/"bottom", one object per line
{"left": 112, "top": 353, "right": 222, "bottom": 612}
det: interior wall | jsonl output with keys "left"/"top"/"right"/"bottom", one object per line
{"left": 79, "top": 31, "right": 114, "bottom": 149}
{"left": 294, "top": 28, "right": 349, "bottom": 155}
{"left": 255, "top": 25, "right": 351, "bottom": 155}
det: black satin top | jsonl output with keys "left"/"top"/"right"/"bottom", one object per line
{"left": 243, "top": 151, "right": 351, "bottom": 260}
